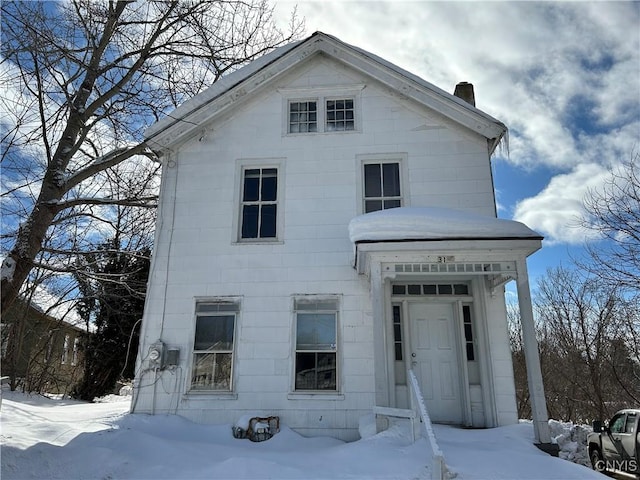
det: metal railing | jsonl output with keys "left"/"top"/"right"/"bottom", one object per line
{"left": 408, "top": 369, "right": 449, "bottom": 480}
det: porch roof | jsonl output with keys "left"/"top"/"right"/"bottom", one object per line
{"left": 348, "top": 207, "right": 543, "bottom": 243}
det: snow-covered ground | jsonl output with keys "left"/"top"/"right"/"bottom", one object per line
{"left": 0, "top": 391, "right": 604, "bottom": 480}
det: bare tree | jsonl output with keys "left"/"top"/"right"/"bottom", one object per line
{"left": 0, "top": 0, "right": 304, "bottom": 314}
{"left": 533, "top": 267, "right": 638, "bottom": 422}
{"left": 580, "top": 152, "right": 640, "bottom": 296}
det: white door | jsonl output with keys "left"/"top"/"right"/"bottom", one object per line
{"left": 409, "top": 302, "right": 463, "bottom": 424}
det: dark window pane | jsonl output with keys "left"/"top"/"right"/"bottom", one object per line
{"left": 466, "top": 343, "right": 475, "bottom": 361}
{"left": 423, "top": 284, "right": 437, "bottom": 294}
{"left": 364, "top": 164, "right": 382, "bottom": 197}
{"left": 243, "top": 170, "right": 260, "bottom": 201}
{"left": 395, "top": 343, "right": 403, "bottom": 361}
{"left": 194, "top": 315, "right": 234, "bottom": 350}
{"left": 393, "top": 304, "right": 402, "bottom": 321}
{"left": 454, "top": 284, "right": 469, "bottom": 295}
{"left": 309, "top": 102, "right": 317, "bottom": 111}
{"left": 309, "top": 123, "right": 317, "bottom": 132}
{"left": 289, "top": 123, "right": 299, "bottom": 133}
{"left": 392, "top": 285, "right": 406, "bottom": 295}
{"left": 365, "top": 200, "right": 382, "bottom": 213}
{"left": 463, "top": 305, "right": 472, "bottom": 323}
{"left": 394, "top": 324, "right": 402, "bottom": 340}
{"left": 295, "top": 352, "right": 336, "bottom": 390}
{"left": 241, "top": 205, "right": 259, "bottom": 238}
{"left": 316, "top": 352, "right": 337, "bottom": 390}
{"left": 408, "top": 284, "right": 421, "bottom": 295}
{"left": 261, "top": 174, "right": 277, "bottom": 201}
{"left": 464, "top": 324, "right": 473, "bottom": 342}
{"left": 383, "top": 199, "right": 401, "bottom": 209}
{"left": 260, "top": 204, "right": 277, "bottom": 238}
{"left": 295, "top": 352, "right": 316, "bottom": 389}
{"left": 438, "top": 284, "right": 453, "bottom": 295}
{"left": 290, "top": 103, "right": 299, "bottom": 112}
{"left": 382, "top": 163, "right": 400, "bottom": 196}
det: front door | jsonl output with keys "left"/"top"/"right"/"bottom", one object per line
{"left": 409, "top": 302, "right": 463, "bottom": 424}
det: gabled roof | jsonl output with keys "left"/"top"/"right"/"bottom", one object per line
{"left": 145, "top": 32, "right": 507, "bottom": 152}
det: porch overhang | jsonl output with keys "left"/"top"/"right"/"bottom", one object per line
{"left": 348, "top": 208, "right": 553, "bottom": 446}
{"left": 353, "top": 238, "right": 543, "bottom": 278}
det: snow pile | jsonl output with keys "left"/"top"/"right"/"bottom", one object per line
{"left": 348, "top": 207, "right": 542, "bottom": 243}
{"left": 0, "top": 391, "right": 602, "bottom": 480}
{"left": 549, "top": 420, "right": 592, "bottom": 467}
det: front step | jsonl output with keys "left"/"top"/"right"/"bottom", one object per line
{"left": 373, "top": 406, "right": 418, "bottom": 442}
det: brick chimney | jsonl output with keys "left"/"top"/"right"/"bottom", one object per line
{"left": 453, "top": 82, "right": 475, "bottom": 107}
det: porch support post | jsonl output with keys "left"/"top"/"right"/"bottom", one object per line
{"left": 370, "top": 260, "right": 390, "bottom": 433}
{"left": 515, "top": 258, "right": 552, "bottom": 446}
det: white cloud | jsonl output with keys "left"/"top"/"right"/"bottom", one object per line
{"left": 512, "top": 163, "right": 611, "bottom": 245}
{"left": 274, "top": 1, "right": 639, "bottom": 248}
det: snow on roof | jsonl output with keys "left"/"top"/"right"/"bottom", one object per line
{"left": 348, "top": 207, "right": 542, "bottom": 243}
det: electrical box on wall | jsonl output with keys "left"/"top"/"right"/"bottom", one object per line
{"left": 147, "top": 342, "right": 179, "bottom": 369}
{"left": 165, "top": 348, "right": 180, "bottom": 367}
{"left": 148, "top": 341, "right": 164, "bottom": 368}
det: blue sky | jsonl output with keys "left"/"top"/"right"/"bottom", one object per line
{"left": 274, "top": 0, "right": 640, "bottom": 285}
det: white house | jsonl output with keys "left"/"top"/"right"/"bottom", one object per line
{"left": 133, "top": 32, "right": 552, "bottom": 447}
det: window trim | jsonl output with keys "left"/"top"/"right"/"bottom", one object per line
{"left": 291, "top": 295, "right": 341, "bottom": 393}
{"left": 356, "top": 153, "right": 409, "bottom": 215}
{"left": 188, "top": 299, "right": 241, "bottom": 393}
{"left": 233, "top": 158, "right": 285, "bottom": 244}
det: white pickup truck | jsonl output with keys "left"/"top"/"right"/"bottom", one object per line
{"left": 588, "top": 409, "right": 639, "bottom": 476}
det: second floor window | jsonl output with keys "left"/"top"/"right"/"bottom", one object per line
{"left": 240, "top": 167, "right": 278, "bottom": 240}
{"left": 363, "top": 162, "right": 401, "bottom": 213}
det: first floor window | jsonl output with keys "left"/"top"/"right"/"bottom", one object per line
{"left": 191, "top": 301, "right": 238, "bottom": 391}
{"left": 363, "top": 162, "right": 401, "bottom": 213}
{"left": 294, "top": 298, "right": 338, "bottom": 391}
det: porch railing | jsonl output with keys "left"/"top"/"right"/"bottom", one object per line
{"left": 408, "top": 368, "right": 449, "bottom": 480}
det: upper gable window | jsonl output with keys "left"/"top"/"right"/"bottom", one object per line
{"left": 285, "top": 88, "right": 361, "bottom": 135}
{"left": 326, "top": 99, "right": 354, "bottom": 132}
{"left": 289, "top": 101, "right": 317, "bottom": 133}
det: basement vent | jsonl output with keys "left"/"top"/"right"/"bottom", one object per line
{"left": 393, "top": 262, "right": 515, "bottom": 274}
